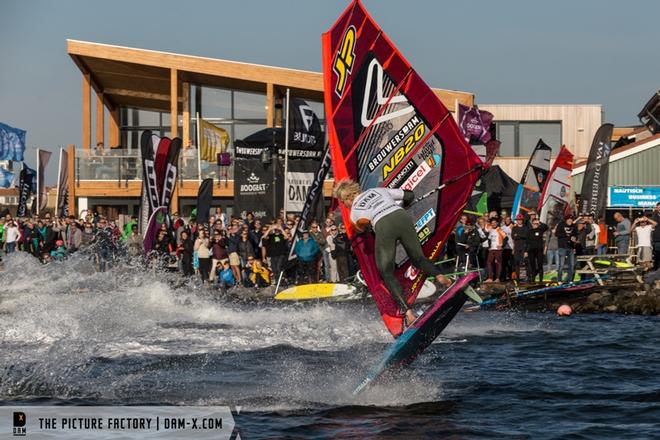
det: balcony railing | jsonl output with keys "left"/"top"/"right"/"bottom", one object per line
{"left": 75, "top": 148, "right": 234, "bottom": 184}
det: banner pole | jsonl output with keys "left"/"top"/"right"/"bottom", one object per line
{"left": 36, "top": 148, "right": 40, "bottom": 216}
{"left": 55, "top": 148, "right": 63, "bottom": 218}
{"left": 196, "top": 112, "right": 202, "bottom": 183}
{"left": 274, "top": 270, "right": 285, "bottom": 296}
{"left": 283, "top": 88, "right": 290, "bottom": 220}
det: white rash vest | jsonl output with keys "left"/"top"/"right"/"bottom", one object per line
{"left": 350, "top": 188, "right": 406, "bottom": 228}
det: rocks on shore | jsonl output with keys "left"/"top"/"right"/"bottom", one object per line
{"left": 561, "top": 285, "right": 660, "bottom": 316}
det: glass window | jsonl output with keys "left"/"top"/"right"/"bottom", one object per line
{"left": 201, "top": 87, "right": 232, "bottom": 120}
{"left": 497, "top": 123, "right": 516, "bottom": 156}
{"left": 233, "top": 91, "right": 266, "bottom": 119}
{"left": 234, "top": 123, "right": 267, "bottom": 143}
{"left": 519, "top": 122, "right": 561, "bottom": 155}
{"left": 495, "top": 121, "right": 561, "bottom": 156}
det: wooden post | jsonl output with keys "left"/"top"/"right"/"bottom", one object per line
{"left": 109, "top": 108, "right": 120, "bottom": 147}
{"left": 170, "top": 68, "right": 179, "bottom": 214}
{"left": 182, "top": 81, "right": 190, "bottom": 147}
{"left": 82, "top": 73, "right": 91, "bottom": 149}
{"left": 170, "top": 69, "right": 178, "bottom": 138}
{"left": 95, "top": 92, "right": 105, "bottom": 148}
{"left": 266, "top": 83, "right": 274, "bottom": 128}
{"left": 67, "top": 144, "right": 76, "bottom": 216}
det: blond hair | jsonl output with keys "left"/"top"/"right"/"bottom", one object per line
{"left": 334, "top": 179, "right": 361, "bottom": 203}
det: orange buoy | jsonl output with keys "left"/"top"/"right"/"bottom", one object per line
{"left": 557, "top": 304, "right": 572, "bottom": 316}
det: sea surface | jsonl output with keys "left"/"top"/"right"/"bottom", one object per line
{"left": 0, "top": 253, "right": 658, "bottom": 439}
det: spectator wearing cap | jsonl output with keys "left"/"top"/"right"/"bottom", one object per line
{"left": 555, "top": 214, "right": 578, "bottom": 283}
{"left": 294, "top": 230, "right": 320, "bottom": 284}
{"left": 50, "top": 240, "right": 67, "bottom": 261}
{"left": 511, "top": 214, "right": 529, "bottom": 281}
{"left": 632, "top": 215, "right": 657, "bottom": 263}
{"left": 613, "top": 212, "right": 631, "bottom": 255}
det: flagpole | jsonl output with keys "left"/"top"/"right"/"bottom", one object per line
{"left": 283, "top": 88, "right": 290, "bottom": 220}
{"left": 55, "top": 148, "right": 63, "bottom": 218}
{"left": 196, "top": 112, "right": 202, "bottom": 183}
{"left": 36, "top": 148, "right": 40, "bottom": 217}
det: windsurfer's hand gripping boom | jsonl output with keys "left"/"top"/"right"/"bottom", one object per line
{"left": 335, "top": 180, "right": 451, "bottom": 327}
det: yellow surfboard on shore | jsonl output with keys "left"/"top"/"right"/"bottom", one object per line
{"left": 274, "top": 283, "right": 359, "bottom": 301}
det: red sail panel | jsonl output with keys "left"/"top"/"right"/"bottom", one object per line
{"left": 539, "top": 146, "right": 574, "bottom": 227}
{"left": 322, "top": 0, "right": 481, "bottom": 337}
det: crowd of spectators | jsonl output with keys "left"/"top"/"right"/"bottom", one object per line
{"left": 0, "top": 207, "right": 359, "bottom": 290}
{"left": 453, "top": 202, "right": 660, "bottom": 283}
{"left": 2, "top": 202, "right": 659, "bottom": 288}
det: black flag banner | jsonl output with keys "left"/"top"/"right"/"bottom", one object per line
{"left": 233, "top": 159, "right": 282, "bottom": 219}
{"left": 579, "top": 123, "right": 613, "bottom": 219}
{"left": 288, "top": 97, "right": 324, "bottom": 151}
{"left": 16, "top": 166, "right": 35, "bottom": 217}
{"left": 196, "top": 178, "right": 214, "bottom": 225}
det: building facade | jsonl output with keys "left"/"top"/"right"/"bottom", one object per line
{"left": 67, "top": 40, "right": 474, "bottom": 219}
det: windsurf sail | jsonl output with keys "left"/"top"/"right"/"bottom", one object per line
{"left": 578, "top": 123, "right": 613, "bottom": 219}
{"left": 322, "top": 0, "right": 482, "bottom": 337}
{"left": 511, "top": 139, "right": 551, "bottom": 218}
{"left": 539, "top": 146, "right": 574, "bottom": 227}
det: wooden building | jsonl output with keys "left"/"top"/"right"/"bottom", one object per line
{"left": 67, "top": 40, "right": 474, "bottom": 218}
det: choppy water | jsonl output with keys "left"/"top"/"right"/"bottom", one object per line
{"left": 0, "top": 253, "right": 658, "bottom": 439}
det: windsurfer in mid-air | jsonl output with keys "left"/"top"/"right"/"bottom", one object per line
{"left": 335, "top": 180, "right": 451, "bottom": 327}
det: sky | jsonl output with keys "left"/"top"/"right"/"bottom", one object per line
{"left": 1, "top": 0, "right": 658, "bottom": 183}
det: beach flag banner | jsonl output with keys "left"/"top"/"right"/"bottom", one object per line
{"left": 37, "top": 149, "right": 52, "bottom": 214}
{"left": 579, "top": 123, "right": 614, "bottom": 219}
{"left": 55, "top": 148, "right": 69, "bottom": 217}
{"left": 0, "top": 122, "right": 26, "bottom": 162}
{"left": 195, "top": 178, "right": 214, "bottom": 225}
{"left": 16, "top": 165, "right": 35, "bottom": 217}
{"left": 458, "top": 104, "right": 494, "bottom": 145}
{"left": 200, "top": 119, "right": 229, "bottom": 162}
{"left": 0, "top": 166, "right": 14, "bottom": 188}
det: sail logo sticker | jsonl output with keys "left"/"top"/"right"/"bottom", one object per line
{"left": 382, "top": 123, "right": 426, "bottom": 179}
{"left": 415, "top": 208, "right": 436, "bottom": 232}
{"left": 405, "top": 265, "right": 420, "bottom": 281}
{"left": 401, "top": 161, "right": 431, "bottom": 191}
{"left": 333, "top": 25, "right": 356, "bottom": 97}
{"left": 361, "top": 59, "right": 415, "bottom": 127}
{"left": 298, "top": 104, "right": 315, "bottom": 131}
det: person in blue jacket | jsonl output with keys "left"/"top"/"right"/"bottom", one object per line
{"left": 294, "top": 230, "right": 320, "bottom": 284}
